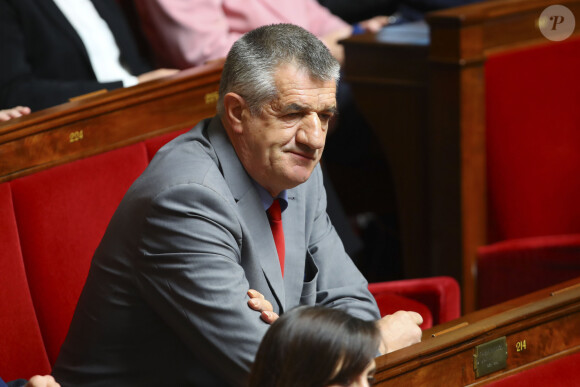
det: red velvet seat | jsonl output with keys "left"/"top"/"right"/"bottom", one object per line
{"left": 486, "top": 351, "right": 580, "bottom": 387}
{"left": 480, "top": 36, "right": 580, "bottom": 307}
{"left": 369, "top": 276, "right": 461, "bottom": 329}
{"left": 372, "top": 292, "right": 433, "bottom": 329}
{"left": 10, "top": 144, "right": 149, "bottom": 365}
{"left": 478, "top": 235, "right": 580, "bottom": 308}
{"left": 0, "top": 184, "right": 51, "bottom": 380}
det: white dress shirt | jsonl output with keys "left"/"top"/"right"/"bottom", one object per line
{"left": 52, "top": 0, "right": 138, "bottom": 87}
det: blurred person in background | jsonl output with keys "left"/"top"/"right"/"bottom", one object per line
{"left": 133, "top": 0, "right": 390, "bottom": 69}
{"left": 0, "top": 0, "right": 176, "bottom": 112}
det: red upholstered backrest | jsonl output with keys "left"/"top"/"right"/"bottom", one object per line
{"left": 369, "top": 277, "right": 461, "bottom": 326}
{"left": 371, "top": 292, "right": 433, "bottom": 329}
{"left": 10, "top": 144, "right": 149, "bottom": 365}
{"left": 485, "top": 37, "right": 580, "bottom": 243}
{"left": 477, "top": 234, "right": 580, "bottom": 308}
{"left": 0, "top": 184, "right": 51, "bottom": 380}
{"left": 144, "top": 127, "right": 189, "bottom": 160}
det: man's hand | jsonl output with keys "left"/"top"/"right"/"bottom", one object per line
{"left": 25, "top": 375, "right": 60, "bottom": 387}
{"left": 0, "top": 106, "right": 31, "bottom": 121}
{"left": 376, "top": 310, "right": 423, "bottom": 354}
{"left": 358, "top": 16, "right": 390, "bottom": 33}
{"left": 247, "top": 289, "right": 279, "bottom": 324}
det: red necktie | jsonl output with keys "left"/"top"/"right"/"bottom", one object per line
{"left": 267, "top": 199, "right": 285, "bottom": 277}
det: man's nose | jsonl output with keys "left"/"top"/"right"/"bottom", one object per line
{"left": 296, "top": 113, "right": 325, "bottom": 149}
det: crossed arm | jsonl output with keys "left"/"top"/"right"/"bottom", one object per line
{"left": 247, "top": 289, "right": 423, "bottom": 354}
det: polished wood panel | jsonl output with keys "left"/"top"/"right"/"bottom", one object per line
{"left": 342, "top": 0, "right": 580, "bottom": 312}
{"left": 341, "top": 25, "right": 431, "bottom": 280}
{"left": 373, "top": 278, "right": 580, "bottom": 385}
{"left": 0, "top": 61, "right": 222, "bottom": 182}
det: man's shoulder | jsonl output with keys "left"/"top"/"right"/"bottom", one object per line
{"left": 133, "top": 120, "right": 226, "bottom": 194}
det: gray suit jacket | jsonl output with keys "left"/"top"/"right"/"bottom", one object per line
{"left": 52, "top": 117, "right": 380, "bottom": 386}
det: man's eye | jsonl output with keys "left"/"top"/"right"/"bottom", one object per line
{"left": 319, "top": 113, "right": 333, "bottom": 122}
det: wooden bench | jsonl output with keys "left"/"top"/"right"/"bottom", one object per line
{"left": 0, "top": 61, "right": 223, "bottom": 182}
{"left": 373, "top": 277, "right": 580, "bottom": 386}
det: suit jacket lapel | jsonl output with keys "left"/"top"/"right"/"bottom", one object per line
{"left": 207, "top": 118, "right": 286, "bottom": 310}
{"left": 282, "top": 189, "right": 306, "bottom": 307}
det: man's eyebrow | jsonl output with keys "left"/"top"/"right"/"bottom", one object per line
{"left": 322, "top": 105, "right": 338, "bottom": 115}
{"left": 280, "top": 103, "right": 337, "bottom": 114}
{"left": 280, "top": 103, "right": 309, "bottom": 113}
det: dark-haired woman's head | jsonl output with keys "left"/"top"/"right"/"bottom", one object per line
{"left": 249, "top": 306, "right": 380, "bottom": 387}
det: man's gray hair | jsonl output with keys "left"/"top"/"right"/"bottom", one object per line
{"left": 216, "top": 23, "right": 340, "bottom": 117}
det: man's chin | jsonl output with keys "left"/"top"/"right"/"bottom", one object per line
{"left": 287, "top": 166, "right": 315, "bottom": 186}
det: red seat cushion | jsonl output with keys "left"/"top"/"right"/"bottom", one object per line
{"left": 369, "top": 277, "right": 461, "bottom": 326}
{"left": 11, "top": 144, "right": 149, "bottom": 365}
{"left": 0, "top": 183, "right": 51, "bottom": 380}
{"left": 477, "top": 234, "right": 580, "bottom": 308}
{"left": 371, "top": 291, "right": 433, "bottom": 330}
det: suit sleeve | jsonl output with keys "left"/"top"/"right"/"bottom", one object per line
{"left": 133, "top": 182, "right": 267, "bottom": 385}
{"left": 307, "top": 166, "right": 381, "bottom": 321}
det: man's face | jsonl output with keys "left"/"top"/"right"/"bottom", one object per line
{"left": 235, "top": 63, "right": 337, "bottom": 196}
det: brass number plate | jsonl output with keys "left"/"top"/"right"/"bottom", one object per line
{"left": 204, "top": 91, "right": 219, "bottom": 105}
{"left": 474, "top": 336, "right": 508, "bottom": 378}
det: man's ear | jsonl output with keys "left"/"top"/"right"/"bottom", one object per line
{"left": 223, "top": 92, "right": 246, "bottom": 134}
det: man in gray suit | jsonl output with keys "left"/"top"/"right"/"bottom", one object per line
{"left": 52, "top": 24, "right": 422, "bottom": 386}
